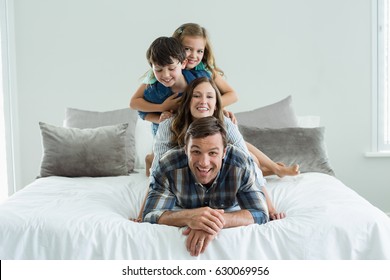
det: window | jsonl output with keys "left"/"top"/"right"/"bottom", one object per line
{"left": 0, "top": 34, "right": 8, "bottom": 202}
{"left": 1, "top": 0, "right": 11, "bottom": 202}
{"left": 371, "top": 0, "right": 390, "bottom": 154}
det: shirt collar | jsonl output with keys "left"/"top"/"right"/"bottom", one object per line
{"left": 193, "top": 171, "right": 221, "bottom": 189}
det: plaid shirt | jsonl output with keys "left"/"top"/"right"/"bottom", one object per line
{"left": 151, "top": 116, "right": 267, "bottom": 186}
{"left": 143, "top": 144, "right": 269, "bottom": 224}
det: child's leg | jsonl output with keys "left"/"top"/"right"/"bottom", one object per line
{"left": 246, "top": 141, "right": 299, "bottom": 177}
{"left": 145, "top": 153, "right": 154, "bottom": 177}
{"left": 262, "top": 186, "right": 285, "bottom": 220}
{"left": 130, "top": 187, "right": 149, "bottom": 223}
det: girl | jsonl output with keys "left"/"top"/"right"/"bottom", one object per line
{"left": 172, "top": 23, "right": 238, "bottom": 108}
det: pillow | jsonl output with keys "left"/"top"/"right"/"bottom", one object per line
{"left": 134, "top": 118, "right": 154, "bottom": 169}
{"left": 64, "top": 108, "right": 137, "bottom": 172}
{"left": 39, "top": 122, "right": 129, "bottom": 177}
{"left": 235, "top": 95, "right": 299, "bottom": 128}
{"left": 239, "top": 125, "right": 335, "bottom": 176}
{"left": 297, "top": 115, "right": 321, "bottom": 128}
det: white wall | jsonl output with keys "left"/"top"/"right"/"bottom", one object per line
{"left": 5, "top": 0, "right": 390, "bottom": 213}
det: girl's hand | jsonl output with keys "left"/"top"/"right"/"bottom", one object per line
{"left": 161, "top": 93, "right": 181, "bottom": 112}
{"left": 159, "top": 110, "right": 174, "bottom": 122}
{"left": 223, "top": 110, "right": 237, "bottom": 124}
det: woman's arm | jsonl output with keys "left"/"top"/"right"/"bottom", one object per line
{"left": 151, "top": 118, "right": 175, "bottom": 173}
{"left": 224, "top": 116, "right": 249, "bottom": 153}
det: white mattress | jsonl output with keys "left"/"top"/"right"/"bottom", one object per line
{"left": 0, "top": 171, "right": 389, "bottom": 259}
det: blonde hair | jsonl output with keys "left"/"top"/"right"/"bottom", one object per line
{"left": 172, "top": 23, "right": 224, "bottom": 78}
{"left": 171, "top": 77, "right": 224, "bottom": 147}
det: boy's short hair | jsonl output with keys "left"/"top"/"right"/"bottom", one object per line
{"left": 146, "top": 37, "right": 186, "bottom": 67}
{"left": 185, "top": 116, "right": 227, "bottom": 148}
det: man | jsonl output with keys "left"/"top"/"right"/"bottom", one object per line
{"left": 143, "top": 116, "right": 269, "bottom": 256}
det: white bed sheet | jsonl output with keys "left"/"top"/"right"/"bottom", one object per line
{"left": 0, "top": 171, "right": 389, "bottom": 259}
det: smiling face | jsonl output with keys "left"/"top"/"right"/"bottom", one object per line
{"left": 152, "top": 58, "right": 185, "bottom": 87}
{"left": 189, "top": 81, "right": 217, "bottom": 119}
{"left": 186, "top": 133, "right": 226, "bottom": 186}
{"left": 181, "top": 36, "right": 206, "bottom": 69}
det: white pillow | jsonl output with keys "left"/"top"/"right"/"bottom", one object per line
{"left": 134, "top": 119, "right": 154, "bottom": 169}
{"left": 297, "top": 116, "right": 321, "bottom": 128}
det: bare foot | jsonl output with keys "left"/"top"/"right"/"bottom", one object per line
{"left": 274, "top": 163, "right": 300, "bottom": 178}
{"left": 129, "top": 217, "right": 142, "bottom": 223}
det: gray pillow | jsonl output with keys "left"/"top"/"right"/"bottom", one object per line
{"left": 39, "top": 122, "right": 129, "bottom": 177}
{"left": 239, "top": 125, "right": 335, "bottom": 176}
{"left": 63, "top": 108, "right": 137, "bottom": 172}
{"left": 235, "top": 95, "right": 299, "bottom": 128}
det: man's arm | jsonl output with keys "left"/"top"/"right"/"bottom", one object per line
{"left": 158, "top": 207, "right": 225, "bottom": 235}
{"left": 226, "top": 148, "right": 269, "bottom": 224}
{"left": 222, "top": 209, "right": 254, "bottom": 228}
{"left": 142, "top": 174, "right": 176, "bottom": 223}
{"left": 235, "top": 167, "right": 269, "bottom": 224}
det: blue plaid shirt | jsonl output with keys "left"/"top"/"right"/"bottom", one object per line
{"left": 143, "top": 144, "right": 269, "bottom": 224}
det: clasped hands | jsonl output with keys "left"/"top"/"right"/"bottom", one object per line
{"left": 182, "top": 207, "right": 225, "bottom": 257}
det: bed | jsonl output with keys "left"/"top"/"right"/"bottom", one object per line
{"left": 1, "top": 96, "right": 390, "bottom": 260}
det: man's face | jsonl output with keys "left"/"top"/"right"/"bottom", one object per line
{"left": 186, "top": 133, "right": 226, "bottom": 186}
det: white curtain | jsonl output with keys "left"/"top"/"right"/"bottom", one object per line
{"left": 0, "top": 54, "right": 8, "bottom": 202}
{"left": 0, "top": 2, "right": 8, "bottom": 202}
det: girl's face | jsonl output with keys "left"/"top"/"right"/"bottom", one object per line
{"left": 190, "top": 82, "right": 217, "bottom": 120}
{"left": 181, "top": 36, "right": 206, "bottom": 69}
{"left": 152, "top": 58, "right": 185, "bottom": 87}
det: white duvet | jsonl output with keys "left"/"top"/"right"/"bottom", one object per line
{"left": 0, "top": 171, "right": 389, "bottom": 259}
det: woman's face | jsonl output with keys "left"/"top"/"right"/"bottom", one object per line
{"left": 190, "top": 82, "right": 217, "bottom": 119}
{"left": 181, "top": 36, "right": 206, "bottom": 69}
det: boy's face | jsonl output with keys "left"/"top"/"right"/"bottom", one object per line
{"left": 181, "top": 36, "right": 206, "bottom": 69}
{"left": 185, "top": 133, "right": 226, "bottom": 186}
{"left": 152, "top": 58, "right": 186, "bottom": 88}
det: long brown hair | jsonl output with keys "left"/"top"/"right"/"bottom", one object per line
{"left": 171, "top": 77, "right": 224, "bottom": 147}
{"left": 172, "top": 23, "right": 224, "bottom": 78}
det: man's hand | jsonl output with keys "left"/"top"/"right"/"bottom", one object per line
{"left": 183, "top": 227, "right": 217, "bottom": 257}
{"left": 186, "top": 207, "right": 225, "bottom": 235}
